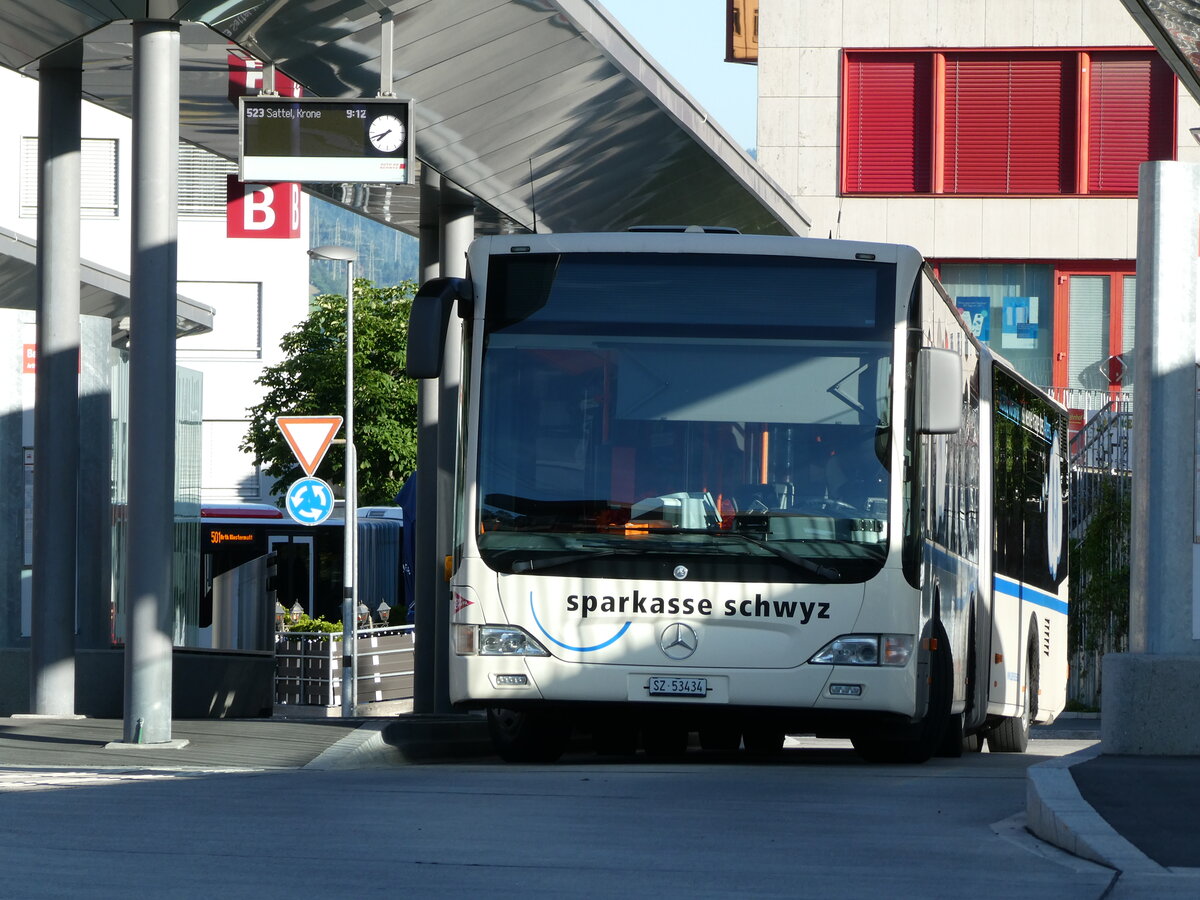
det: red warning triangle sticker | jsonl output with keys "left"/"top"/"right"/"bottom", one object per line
{"left": 276, "top": 416, "right": 343, "bottom": 476}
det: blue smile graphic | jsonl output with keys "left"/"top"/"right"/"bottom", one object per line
{"left": 528, "top": 592, "right": 630, "bottom": 652}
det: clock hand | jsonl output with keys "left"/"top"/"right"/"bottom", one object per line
{"left": 372, "top": 128, "right": 392, "bottom": 140}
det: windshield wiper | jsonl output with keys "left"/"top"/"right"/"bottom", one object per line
{"left": 508, "top": 530, "right": 841, "bottom": 582}
{"left": 510, "top": 548, "right": 624, "bottom": 574}
{"left": 652, "top": 526, "right": 842, "bottom": 581}
{"left": 718, "top": 530, "right": 842, "bottom": 581}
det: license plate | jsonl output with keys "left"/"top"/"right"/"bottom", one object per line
{"left": 647, "top": 676, "right": 708, "bottom": 697}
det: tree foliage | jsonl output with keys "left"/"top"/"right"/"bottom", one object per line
{"left": 241, "top": 278, "right": 419, "bottom": 506}
{"left": 1068, "top": 480, "right": 1130, "bottom": 657}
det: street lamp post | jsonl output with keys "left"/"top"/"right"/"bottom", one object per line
{"left": 308, "top": 245, "right": 358, "bottom": 716}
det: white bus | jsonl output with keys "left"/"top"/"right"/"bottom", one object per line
{"left": 408, "top": 230, "right": 1068, "bottom": 763}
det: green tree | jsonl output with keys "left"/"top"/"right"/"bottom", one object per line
{"left": 241, "top": 278, "right": 419, "bottom": 506}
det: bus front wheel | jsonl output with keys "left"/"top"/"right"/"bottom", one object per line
{"left": 487, "top": 707, "right": 570, "bottom": 763}
{"left": 852, "top": 623, "right": 953, "bottom": 764}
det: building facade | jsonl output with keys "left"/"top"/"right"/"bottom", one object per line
{"left": 756, "top": 0, "right": 1200, "bottom": 407}
{"left": 2, "top": 67, "right": 315, "bottom": 505}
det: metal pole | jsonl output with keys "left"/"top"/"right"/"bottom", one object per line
{"left": 32, "top": 53, "right": 82, "bottom": 716}
{"left": 436, "top": 181, "right": 474, "bottom": 713}
{"left": 123, "top": 18, "right": 179, "bottom": 744}
{"left": 342, "top": 259, "right": 357, "bottom": 716}
{"left": 413, "top": 166, "right": 440, "bottom": 712}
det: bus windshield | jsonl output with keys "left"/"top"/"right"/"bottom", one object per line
{"left": 475, "top": 252, "right": 898, "bottom": 583}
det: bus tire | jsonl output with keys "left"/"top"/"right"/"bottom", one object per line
{"left": 987, "top": 647, "right": 1037, "bottom": 753}
{"left": 592, "top": 718, "right": 638, "bottom": 757}
{"left": 853, "top": 622, "right": 953, "bottom": 764}
{"left": 699, "top": 726, "right": 742, "bottom": 752}
{"left": 641, "top": 723, "right": 688, "bottom": 759}
{"left": 935, "top": 712, "right": 965, "bottom": 758}
{"left": 487, "top": 707, "right": 570, "bottom": 763}
{"left": 742, "top": 726, "right": 786, "bottom": 755}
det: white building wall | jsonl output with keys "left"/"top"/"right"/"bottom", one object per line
{"left": 1, "top": 69, "right": 313, "bottom": 504}
{"left": 757, "top": 0, "right": 1200, "bottom": 257}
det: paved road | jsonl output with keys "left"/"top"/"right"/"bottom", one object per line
{"left": 0, "top": 736, "right": 1115, "bottom": 899}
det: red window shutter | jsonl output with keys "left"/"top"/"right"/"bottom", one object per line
{"left": 844, "top": 54, "right": 931, "bottom": 192}
{"left": 944, "top": 55, "right": 1074, "bottom": 194}
{"left": 1088, "top": 52, "right": 1175, "bottom": 193}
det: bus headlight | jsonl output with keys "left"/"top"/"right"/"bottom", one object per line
{"left": 809, "top": 634, "right": 913, "bottom": 667}
{"left": 455, "top": 624, "right": 550, "bottom": 657}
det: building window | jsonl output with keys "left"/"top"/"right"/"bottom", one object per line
{"left": 175, "top": 281, "right": 262, "bottom": 359}
{"left": 20, "top": 137, "right": 119, "bottom": 217}
{"left": 845, "top": 53, "right": 931, "bottom": 192}
{"left": 939, "top": 261, "right": 1135, "bottom": 400}
{"left": 179, "top": 142, "right": 237, "bottom": 218}
{"left": 939, "top": 263, "right": 1055, "bottom": 387}
{"left": 944, "top": 54, "right": 1073, "bottom": 194}
{"left": 842, "top": 49, "right": 1175, "bottom": 196}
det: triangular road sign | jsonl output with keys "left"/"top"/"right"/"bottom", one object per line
{"left": 276, "top": 416, "right": 343, "bottom": 476}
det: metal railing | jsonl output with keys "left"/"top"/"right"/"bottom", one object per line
{"left": 274, "top": 623, "right": 415, "bottom": 710}
{"left": 1066, "top": 396, "right": 1133, "bottom": 708}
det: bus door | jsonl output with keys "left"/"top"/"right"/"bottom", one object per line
{"left": 991, "top": 398, "right": 1052, "bottom": 713}
{"left": 991, "top": 400, "right": 1027, "bottom": 712}
{"left": 268, "top": 535, "right": 315, "bottom": 618}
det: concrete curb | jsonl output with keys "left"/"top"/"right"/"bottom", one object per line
{"left": 305, "top": 715, "right": 494, "bottom": 769}
{"left": 1025, "top": 745, "right": 1165, "bottom": 875}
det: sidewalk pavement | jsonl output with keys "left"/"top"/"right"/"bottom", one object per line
{"left": 0, "top": 713, "right": 493, "bottom": 771}
{"left": 1026, "top": 714, "right": 1200, "bottom": 896}
{"left": 2, "top": 711, "right": 1196, "bottom": 894}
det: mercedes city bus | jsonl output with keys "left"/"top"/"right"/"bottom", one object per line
{"left": 408, "top": 229, "right": 1067, "bottom": 763}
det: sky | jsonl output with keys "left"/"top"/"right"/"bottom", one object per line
{"left": 597, "top": 0, "right": 758, "bottom": 152}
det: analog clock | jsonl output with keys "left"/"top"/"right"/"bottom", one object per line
{"left": 368, "top": 114, "right": 405, "bottom": 152}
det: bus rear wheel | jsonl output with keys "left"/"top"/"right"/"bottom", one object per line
{"left": 487, "top": 707, "right": 570, "bottom": 763}
{"left": 988, "top": 650, "right": 1037, "bottom": 753}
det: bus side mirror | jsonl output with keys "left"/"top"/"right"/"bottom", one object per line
{"left": 405, "top": 277, "right": 473, "bottom": 378}
{"left": 915, "top": 348, "right": 962, "bottom": 434}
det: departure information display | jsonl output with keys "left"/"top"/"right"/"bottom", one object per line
{"left": 239, "top": 96, "right": 412, "bottom": 184}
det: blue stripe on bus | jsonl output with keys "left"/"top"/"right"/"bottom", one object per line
{"left": 994, "top": 575, "right": 1068, "bottom": 615}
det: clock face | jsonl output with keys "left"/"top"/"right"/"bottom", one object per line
{"left": 368, "top": 114, "right": 405, "bottom": 152}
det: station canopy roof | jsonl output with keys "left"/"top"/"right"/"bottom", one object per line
{"left": 0, "top": 0, "right": 810, "bottom": 238}
{"left": 1121, "top": 1, "right": 1200, "bottom": 106}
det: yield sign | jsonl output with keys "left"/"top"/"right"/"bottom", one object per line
{"left": 276, "top": 416, "right": 343, "bottom": 476}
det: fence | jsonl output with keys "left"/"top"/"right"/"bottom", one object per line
{"left": 274, "top": 624, "right": 415, "bottom": 711}
{"left": 1066, "top": 397, "right": 1133, "bottom": 708}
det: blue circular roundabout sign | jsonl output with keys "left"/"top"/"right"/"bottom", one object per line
{"left": 285, "top": 476, "right": 336, "bottom": 525}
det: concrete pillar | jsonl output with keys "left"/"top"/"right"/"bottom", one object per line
{"left": 77, "top": 316, "right": 112, "bottom": 650}
{"left": 1104, "top": 161, "right": 1200, "bottom": 755}
{"left": 0, "top": 311, "right": 24, "bottom": 648}
{"left": 412, "top": 165, "right": 441, "bottom": 713}
{"left": 31, "top": 55, "right": 82, "bottom": 716}
{"left": 434, "top": 179, "right": 474, "bottom": 713}
{"left": 122, "top": 18, "right": 179, "bottom": 744}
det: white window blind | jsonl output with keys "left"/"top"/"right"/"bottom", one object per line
{"left": 1068, "top": 275, "right": 1111, "bottom": 391}
{"left": 1121, "top": 274, "right": 1136, "bottom": 388}
{"left": 178, "top": 142, "right": 237, "bottom": 218}
{"left": 20, "top": 136, "right": 119, "bottom": 218}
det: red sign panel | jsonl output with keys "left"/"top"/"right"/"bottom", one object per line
{"left": 227, "top": 51, "right": 301, "bottom": 103}
{"left": 227, "top": 175, "right": 301, "bottom": 238}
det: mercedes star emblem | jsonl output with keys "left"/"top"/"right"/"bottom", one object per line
{"left": 673, "top": 565, "right": 688, "bottom": 580}
{"left": 659, "top": 622, "right": 698, "bottom": 660}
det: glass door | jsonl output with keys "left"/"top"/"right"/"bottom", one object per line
{"left": 268, "top": 535, "right": 315, "bottom": 617}
{"left": 1061, "top": 267, "right": 1135, "bottom": 400}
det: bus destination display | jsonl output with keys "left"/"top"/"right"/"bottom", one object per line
{"left": 239, "top": 96, "right": 412, "bottom": 184}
